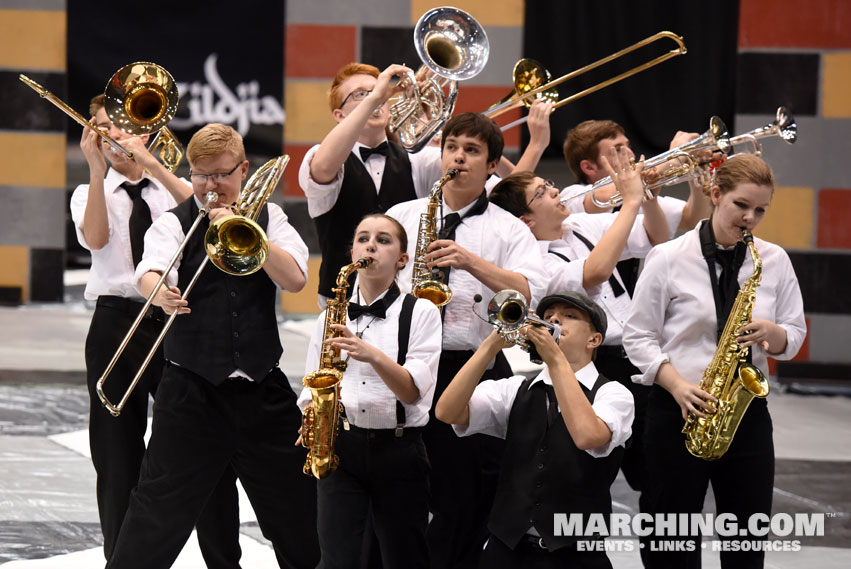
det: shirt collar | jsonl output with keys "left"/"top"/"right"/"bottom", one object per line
{"left": 105, "top": 168, "right": 154, "bottom": 195}
{"left": 528, "top": 360, "right": 599, "bottom": 390}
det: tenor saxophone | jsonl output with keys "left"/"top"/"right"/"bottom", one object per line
{"left": 301, "top": 258, "right": 371, "bottom": 479}
{"left": 682, "top": 230, "right": 770, "bottom": 460}
{"left": 410, "top": 169, "right": 457, "bottom": 306}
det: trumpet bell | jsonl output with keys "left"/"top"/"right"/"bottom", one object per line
{"left": 775, "top": 106, "right": 797, "bottom": 143}
{"left": 414, "top": 6, "right": 489, "bottom": 81}
{"left": 487, "top": 289, "right": 528, "bottom": 330}
{"left": 205, "top": 215, "right": 270, "bottom": 276}
{"left": 104, "top": 62, "right": 179, "bottom": 135}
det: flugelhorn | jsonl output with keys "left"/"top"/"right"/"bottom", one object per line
{"left": 19, "top": 62, "right": 184, "bottom": 172}
{"left": 482, "top": 290, "right": 560, "bottom": 364}
{"left": 567, "top": 116, "right": 732, "bottom": 209}
{"left": 96, "top": 156, "right": 289, "bottom": 416}
{"left": 484, "top": 31, "right": 687, "bottom": 131}
{"left": 387, "top": 6, "right": 489, "bottom": 152}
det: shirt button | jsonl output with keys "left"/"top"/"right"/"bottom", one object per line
{"left": 362, "top": 382, "right": 366, "bottom": 385}
{"left": 361, "top": 409, "right": 365, "bottom": 413}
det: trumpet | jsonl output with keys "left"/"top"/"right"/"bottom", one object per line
{"left": 95, "top": 156, "right": 289, "bottom": 416}
{"left": 567, "top": 116, "right": 732, "bottom": 209}
{"left": 484, "top": 290, "right": 560, "bottom": 365}
{"left": 20, "top": 61, "right": 184, "bottom": 172}
{"left": 484, "top": 31, "right": 687, "bottom": 131}
{"left": 729, "top": 106, "right": 797, "bottom": 156}
{"left": 387, "top": 6, "right": 489, "bottom": 152}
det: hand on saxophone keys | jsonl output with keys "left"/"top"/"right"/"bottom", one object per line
{"left": 424, "top": 239, "right": 475, "bottom": 271}
{"left": 324, "top": 324, "right": 381, "bottom": 364}
{"left": 736, "top": 318, "right": 786, "bottom": 353}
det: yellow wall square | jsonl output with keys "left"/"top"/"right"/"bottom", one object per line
{"left": 823, "top": 52, "right": 851, "bottom": 118}
{"left": 281, "top": 255, "right": 323, "bottom": 315}
{"left": 0, "top": 132, "right": 66, "bottom": 189}
{"left": 754, "top": 186, "right": 814, "bottom": 249}
{"left": 284, "top": 81, "right": 338, "bottom": 144}
{"left": 0, "top": 246, "right": 29, "bottom": 302}
{"left": 0, "top": 10, "right": 66, "bottom": 71}
{"left": 411, "top": 0, "right": 524, "bottom": 27}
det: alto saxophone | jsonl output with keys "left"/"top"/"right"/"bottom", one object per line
{"left": 411, "top": 168, "right": 457, "bottom": 306}
{"left": 683, "top": 230, "right": 769, "bottom": 460}
{"left": 301, "top": 257, "right": 371, "bottom": 479}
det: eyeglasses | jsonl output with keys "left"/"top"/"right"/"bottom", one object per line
{"left": 189, "top": 162, "right": 241, "bottom": 184}
{"left": 339, "top": 88, "right": 372, "bottom": 108}
{"left": 526, "top": 179, "right": 557, "bottom": 207}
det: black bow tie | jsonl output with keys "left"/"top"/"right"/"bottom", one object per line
{"left": 347, "top": 282, "right": 400, "bottom": 320}
{"left": 359, "top": 141, "right": 390, "bottom": 162}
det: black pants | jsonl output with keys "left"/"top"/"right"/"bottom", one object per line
{"left": 641, "top": 385, "right": 774, "bottom": 569}
{"left": 106, "top": 364, "right": 319, "bottom": 569}
{"left": 479, "top": 534, "right": 612, "bottom": 569}
{"left": 424, "top": 350, "right": 510, "bottom": 569}
{"left": 85, "top": 302, "right": 240, "bottom": 567}
{"left": 317, "top": 426, "right": 430, "bottom": 569}
{"left": 593, "top": 348, "right": 649, "bottom": 493}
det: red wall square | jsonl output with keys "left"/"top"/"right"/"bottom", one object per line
{"left": 282, "top": 144, "right": 312, "bottom": 198}
{"left": 286, "top": 25, "right": 357, "bottom": 79}
{"left": 739, "top": 0, "right": 851, "bottom": 49}
{"left": 817, "top": 189, "right": 851, "bottom": 249}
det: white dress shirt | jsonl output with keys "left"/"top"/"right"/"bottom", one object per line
{"left": 134, "top": 196, "right": 309, "bottom": 292}
{"left": 623, "top": 223, "right": 807, "bottom": 387}
{"left": 70, "top": 168, "right": 182, "bottom": 301}
{"left": 561, "top": 183, "right": 686, "bottom": 237}
{"left": 386, "top": 198, "right": 549, "bottom": 350}
{"left": 453, "top": 362, "right": 634, "bottom": 458}
{"left": 298, "top": 142, "right": 443, "bottom": 218}
{"left": 298, "top": 284, "right": 442, "bottom": 428}
{"left": 543, "top": 213, "right": 654, "bottom": 346}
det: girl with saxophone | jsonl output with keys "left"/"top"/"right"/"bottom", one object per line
{"left": 623, "top": 154, "right": 806, "bottom": 568}
{"left": 298, "top": 213, "right": 442, "bottom": 569}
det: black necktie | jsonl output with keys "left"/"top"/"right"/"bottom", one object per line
{"left": 533, "top": 381, "right": 560, "bottom": 428}
{"left": 348, "top": 282, "right": 401, "bottom": 320}
{"left": 699, "top": 218, "right": 748, "bottom": 341}
{"left": 122, "top": 179, "right": 152, "bottom": 267}
{"left": 434, "top": 190, "right": 490, "bottom": 286}
{"left": 359, "top": 141, "right": 390, "bottom": 162}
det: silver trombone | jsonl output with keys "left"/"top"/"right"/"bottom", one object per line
{"left": 567, "top": 116, "right": 732, "bottom": 209}
{"left": 486, "top": 290, "right": 560, "bottom": 364}
{"left": 96, "top": 156, "right": 289, "bottom": 416}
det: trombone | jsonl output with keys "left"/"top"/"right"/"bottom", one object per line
{"left": 19, "top": 61, "right": 184, "bottom": 172}
{"left": 567, "top": 116, "right": 732, "bottom": 209}
{"left": 484, "top": 31, "right": 687, "bottom": 131}
{"left": 95, "top": 156, "right": 289, "bottom": 416}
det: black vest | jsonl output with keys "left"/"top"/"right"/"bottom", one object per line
{"left": 313, "top": 142, "right": 416, "bottom": 298}
{"left": 489, "top": 374, "right": 624, "bottom": 551}
{"left": 165, "top": 199, "right": 282, "bottom": 384}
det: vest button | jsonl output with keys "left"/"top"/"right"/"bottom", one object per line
{"left": 232, "top": 311, "right": 238, "bottom": 318}
{"left": 230, "top": 291, "right": 237, "bottom": 297}
{"left": 536, "top": 481, "right": 543, "bottom": 488}
{"left": 535, "top": 501, "right": 541, "bottom": 507}
{"left": 537, "top": 463, "right": 544, "bottom": 470}
{"left": 233, "top": 331, "right": 239, "bottom": 338}
{"left": 529, "top": 518, "right": 536, "bottom": 524}
{"left": 234, "top": 352, "right": 241, "bottom": 358}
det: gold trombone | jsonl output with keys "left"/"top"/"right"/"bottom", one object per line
{"left": 95, "top": 156, "right": 289, "bottom": 416}
{"left": 19, "top": 62, "right": 184, "bottom": 172}
{"left": 484, "top": 31, "right": 687, "bottom": 131}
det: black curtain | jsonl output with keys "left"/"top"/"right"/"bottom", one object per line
{"left": 522, "top": 0, "right": 740, "bottom": 162}
{"left": 67, "top": 0, "right": 285, "bottom": 157}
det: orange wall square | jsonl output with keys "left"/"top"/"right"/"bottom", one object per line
{"left": 817, "top": 189, "right": 851, "bottom": 249}
{"left": 453, "top": 85, "right": 522, "bottom": 148}
{"left": 739, "top": 0, "right": 851, "bottom": 48}
{"left": 286, "top": 24, "right": 357, "bottom": 79}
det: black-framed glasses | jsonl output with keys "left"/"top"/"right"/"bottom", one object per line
{"left": 526, "top": 179, "right": 556, "bottom": 207}
{"left": 339, "top": 88, "right": 372, "bottom": 108}
{"left": 189, "top": 162, "right": 241, "bottom": 184}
